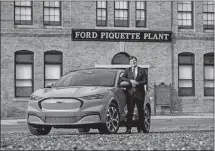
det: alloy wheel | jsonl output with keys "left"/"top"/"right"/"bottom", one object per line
{"left": 143, "top": 106, "right": 151, "bottom": 132}
{"left": 106, "top": 106, "right": 119, "bottom": 133}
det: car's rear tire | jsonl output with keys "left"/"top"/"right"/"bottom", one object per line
{"left": 98, "top": 102, "right": 120, "bottom": 134}
{"left": 142, "top": 105, "right": 151, "bottom": 133}
{"left": 78, "top": 128, "right": 90, "bottom": 133}
{"left": 28, "top": 123, "right": 52, "bottom": 135}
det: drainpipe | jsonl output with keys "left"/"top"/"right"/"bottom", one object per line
{"left": 170, "top": 1, "right": 174, "bottom": 114}
{"left": 0, "top": 1, "right": 2, "bottom": 116}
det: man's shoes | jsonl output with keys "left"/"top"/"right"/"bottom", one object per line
{"left": 138, "top": 129, "right": 143, "bottom": 133}
{"left": 125, "top": 129, "right": 131, "bottom": 134}
{"left": 137, "top": 127, "right": 143, "bottom": 133}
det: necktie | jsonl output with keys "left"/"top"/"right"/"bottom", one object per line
{"left": 131, "top": 68, "right": 136, "bottom": 93}
{"left": 132, "top": 68, "right": 135, "bottom": 79}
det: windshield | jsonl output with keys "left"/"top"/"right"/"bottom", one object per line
{"left": 54, "top": 69, "right": 117, "bottom": 87}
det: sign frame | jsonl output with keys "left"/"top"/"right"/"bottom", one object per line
{"left": 71, "top": 29, "right": 172, "bottom": 42}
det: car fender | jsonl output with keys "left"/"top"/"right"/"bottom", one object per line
{"left": 100, "top": 95, "right": 119, "bottom": 123}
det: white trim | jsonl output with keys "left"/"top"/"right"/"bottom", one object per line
{"left": 95, "top": 64, "right": 150, "bottom": 68}
{"left": 13, "top": 98, "right": 29, "bottom": 102}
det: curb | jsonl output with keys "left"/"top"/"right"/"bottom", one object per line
{"left": 1, "top": 119, "right": 27, "bottom": 125}
{"left": 1, "top": 115, "right": 213, "bottom": 125}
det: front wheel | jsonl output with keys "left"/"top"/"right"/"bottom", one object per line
{"left": 142, "top": 105, "right": 151, "bottom": 133}
{"left": 28, "top": 123, "right": 52, "bottom": 135}
{"left": 98, "top": 102, "right": 120, "bottom": 134}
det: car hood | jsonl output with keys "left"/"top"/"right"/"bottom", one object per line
{"left": 32, "top": 86, "right": 112, "bottom": 98}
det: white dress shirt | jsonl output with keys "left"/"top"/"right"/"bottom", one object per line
{"left": 132, "top": 67, "right": 138, "bottom": 79}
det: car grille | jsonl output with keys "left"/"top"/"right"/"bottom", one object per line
{"left": 44, "top": 117, "right": 81, "bottom": 124}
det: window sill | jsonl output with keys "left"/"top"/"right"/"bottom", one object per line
{"left": 204, "top": 29, "right": 214, "bottom": 33}
{"left": 43, "top": 26, "right": 63, "bottom": 29}
{"left": 14, "top": 25, "right": 36, "bottom": 29}
{"left": 13, "top": 98, "right": 29, "bottom": 102}
{"left": 203, "top": 96, "right": 214, "bottom": 99}
{"left": 178, "top": 96, "right": 198, "bottom": 100}
{"left": 95, "top": 26, "right": 149, "bottom": 30}
{"left": 178, "top": 29, "right": 195, "bottom": 32}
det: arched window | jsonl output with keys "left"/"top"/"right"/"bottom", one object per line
{"left": 111, "top": 52, "right": 130, "bottom": 65}
{"left": 44, "top": 50, "right": 63, "bottom": 87}
{"left": 15, "top": 50, "right": 34, "bottom": 97}
{"left": 178, "top": 52, "right": 195, "bottom": 96}
{"left": 204, "top": 53, "right": 214, "bottom": 96}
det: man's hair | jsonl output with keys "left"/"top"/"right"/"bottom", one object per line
{"left": 129, "top": 56, "right": 137, "bottom": 61}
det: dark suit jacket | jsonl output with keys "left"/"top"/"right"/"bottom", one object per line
{"left": 121, "top": 66, "right": 148, "bottom": 99}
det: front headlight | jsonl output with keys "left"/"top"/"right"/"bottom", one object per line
{"left": 30, "top": 95, "right": 43, "bottom": 101}
{"left": 80, "top": 93, "right": 108, "bottom": 100}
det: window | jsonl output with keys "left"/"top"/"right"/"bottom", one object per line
{"left": 44, "top": 51, "right": 63, "bottom": 87}
{"left": 44, "top": 1, "right": 61, "bottom": 26}
{"left": 111, "top": 52, "right": 130, "bottom": 64}
{"left": 136, "top": 1, "right": 146, "bottom": 27}
{"left": 203, "top": 1, "right": 214, "bottom": 30}
{"left": 15, "top": 50, "right": 34, "bottom": 97}
{"left": 114, "top": 1, "right": 129, "bottom": 27}
{"left": 204, "top": 53, "right": 214, "bottom": 96}
{"left": 14, "top": 1, "right": 33, "bottom": 25}
{"left": 96, "top": 1, "right": 107, "bottom": 26}
{"left": 178, "top": 53, "right": 195, "bottom": 96}
{"left": 178, "top": 1, "right": 193, "bottom": 29}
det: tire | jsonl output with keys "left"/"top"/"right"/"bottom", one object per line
{"left": 142, "top": 105, "right": 151, "bottom": 133}
{"left": 98, "top": 102, "right": 120, "bottom": 134}
{"left": 28, "top": 123, "right": 52, "bottom": 135}
{"left": 78, "top": 128, "right": 90, "bottom": 133}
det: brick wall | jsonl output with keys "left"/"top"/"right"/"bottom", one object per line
{"left": 171, "top": 1, "right": 214, "bottom": 113}
{"left": 0, "top": 1, "right": 214, "bottom": 117}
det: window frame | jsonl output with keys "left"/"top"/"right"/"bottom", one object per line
{"left": 114, "top": 1, "right": 129, "bottom": 27}
{"left": 135, "top": 1, "right": 147, "bottom": 28}
{"left": 177, "top": 1, "right": 194, "bottom": 29}
{"left": 178, "top": 53, "right": 195, "bottom": 96}
{"left": 204, "top": 53, "right": 214, "bottom": 96}
{"left": 96, "top": 1, "right": 108, "bottom": 27}
{"left": 43, "top": 1, "right": 62, "bottom": 26}
{"left": 14, "top": 50, "right": 34, "bottom": 98}
{"left": 44, "top": 51, "right": 63, "bottom": 88}
{"left": 14, "top": 1, "right": 33, "bottom": 25}
{"left": 203, "top": 2, "right": 214, "bottom": 30}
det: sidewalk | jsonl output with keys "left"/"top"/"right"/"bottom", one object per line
{"left": 1, "top": 114, "right": 214, "bottom": 125}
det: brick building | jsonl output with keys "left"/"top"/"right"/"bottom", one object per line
{"left": 0, "top": 1, "right": 214, "bottom": 118}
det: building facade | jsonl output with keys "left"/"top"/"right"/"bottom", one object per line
{"left": 0, "top": 1, "right": 214, "bottom": 118}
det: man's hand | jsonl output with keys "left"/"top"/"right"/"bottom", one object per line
{"left": 130, "top": 80, "right": 139, "bottom": 87}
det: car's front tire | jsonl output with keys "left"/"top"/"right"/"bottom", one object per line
{"left": 98, "top": 102, "right": 120, "bottom": 134}
{"left": 78, "top": 128, "right": 90, "bottom": 133}
{"left": 28, "top": 123, "right": 52, "bottom": 135}
{"left": 142, "top": 105, "right": 151, "bottom": 133}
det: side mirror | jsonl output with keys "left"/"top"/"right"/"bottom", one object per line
{"left": 46, "top": 82, "right": 54, "bottom": 88}
{"left": 119, "top": 81, "right": 131, "bottom": 88}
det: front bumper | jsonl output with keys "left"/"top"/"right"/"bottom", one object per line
{"left": 28, "top": 114, "right": 101, "bottom": 126}
{"left": 27, "top": 96, "right": 109, "bottom": 126}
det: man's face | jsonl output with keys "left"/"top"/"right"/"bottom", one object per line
{"left": 129, "top": 58, "right": 137, "bottom": 68}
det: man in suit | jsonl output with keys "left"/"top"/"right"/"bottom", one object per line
{"left": 121, "top": 56, "right": 148, "bottom": 134}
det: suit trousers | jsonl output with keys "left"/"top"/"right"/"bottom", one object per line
{"left": 126, "top": 95, "right": 145, "bottom": 130}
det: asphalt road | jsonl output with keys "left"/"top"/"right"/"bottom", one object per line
{"left": 1, "top": 118, "right": 214, "bottom": 150}
{"left": 1, "top": 118, "right": 213, "bottom": 133}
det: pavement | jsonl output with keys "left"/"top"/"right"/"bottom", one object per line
{"left": 1, "top": 113, "right": 214, "bottom": 125}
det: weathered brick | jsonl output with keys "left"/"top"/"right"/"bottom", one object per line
{"left": 1, "top": 1, "right": 214, "bottom": 117}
